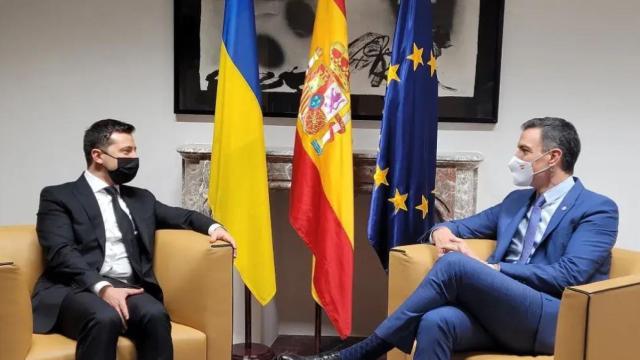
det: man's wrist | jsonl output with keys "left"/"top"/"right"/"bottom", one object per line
{"left": 99, "top": 284, "right": 113, "bottom": 297}
{"left": 428, "top": 226, "right": 447, "bottom": 245}
{"left": 93, "top": 281, "right": 113, "bottom": 297}
{"left": 208, "top": 223, "right": 222, "bottom": 235}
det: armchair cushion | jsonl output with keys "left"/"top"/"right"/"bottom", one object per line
{"left": 26, "top": 322, "right": 206, "bottom": 360}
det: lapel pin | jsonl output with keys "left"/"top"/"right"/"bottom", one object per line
{"left": 561, "top": 206, "right": 567, "bottom": 211}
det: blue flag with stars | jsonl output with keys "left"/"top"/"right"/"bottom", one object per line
{"left": 367, "top": 0, "right": 438, "bottom": 269}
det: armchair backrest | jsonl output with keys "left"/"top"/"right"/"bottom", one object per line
{"left": 0, "top": 225, "right": 43, "bottom": 295}
{"left": 610, "top": 248, "right": 640, "bottom": 278}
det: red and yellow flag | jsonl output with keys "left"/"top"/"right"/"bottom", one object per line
{"left": 289, "top": 0, "right": 354, "bottom": 338}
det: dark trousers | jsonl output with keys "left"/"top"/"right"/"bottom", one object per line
{"left": 55, "top": 280, "right": 172, "bottom": 360}
{"left": 375, "top": 252, "right": 560, "bottom": 359}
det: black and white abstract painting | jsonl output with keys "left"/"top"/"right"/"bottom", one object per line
{"left": 175, "top": 0, "right": 504, "bottom": 122}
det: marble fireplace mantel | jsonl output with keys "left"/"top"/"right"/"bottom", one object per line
{"left": 177, "top": 144, "right": 483, "bottom": 221}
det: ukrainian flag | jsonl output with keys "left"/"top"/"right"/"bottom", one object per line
{"left": 208, "top": 0, "right": 276, "bottom": 305}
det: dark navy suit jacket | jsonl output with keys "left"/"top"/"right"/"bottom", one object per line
{"left": 32, "top": 175, "right": 217, "bottom": 333}
{"left": 439, "top": 178, "right": 618, "bottom": 351}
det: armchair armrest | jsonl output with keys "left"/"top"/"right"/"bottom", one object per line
{"left": 555, "top": 274, "right": 640, "bottom": 360}
{"left": 0, "top": 262, "right": 33, "bottom": 360}
{"left": 388, "top": 240, "right": 497, "bottom": 314}
{"left": 388, "top": 244, "right": 438, "bottom": 315}
{"left": 153, "top": 230, "right": 233, "bottom": 360}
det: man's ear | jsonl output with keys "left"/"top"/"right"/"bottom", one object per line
{"left": 91, "top": 149, "right": 103, "bottom": 165}
{"left": 549, "top": 148, "right": 563, "bottom": 167}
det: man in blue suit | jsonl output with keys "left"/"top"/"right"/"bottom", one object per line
{"left": 280, "top": 117, "right": 619, "bottom": 360}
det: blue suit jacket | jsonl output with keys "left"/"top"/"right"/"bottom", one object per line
{"left": 438, "top": 178, "right": 618, "bottom": 351}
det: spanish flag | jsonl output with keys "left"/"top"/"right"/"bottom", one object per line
{"left": 208, "top": 0, "right": 276, "bottom": 306}
{"left": 289, "top": 0, "right": 354, "bottom": 338}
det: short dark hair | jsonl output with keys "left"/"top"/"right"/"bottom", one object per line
{"left": 521, "top": 117, "right": 580, "bottom": 174}
{"left": 83, "top": 119, "right": 135, "bottom": 166}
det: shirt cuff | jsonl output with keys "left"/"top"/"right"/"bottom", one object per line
{"left": 92, "top": 281, "right": 112, "bottom": 295}
{"left": 428, "top": 225, "right": 447, "bottom": 244}
{"left": 208, "top": 223, "right": 222, "bottom": 235}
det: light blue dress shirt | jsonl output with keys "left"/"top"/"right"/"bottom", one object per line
{"left": 503, "top": 176, "right": 575, "bottom": 263}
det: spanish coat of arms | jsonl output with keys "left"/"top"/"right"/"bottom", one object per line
{"left": 298, "top": 42, "right": 351, "bottom": 155}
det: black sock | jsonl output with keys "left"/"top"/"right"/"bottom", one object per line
{"left": 338, "top": 334, "right": 393, "bottom": 360}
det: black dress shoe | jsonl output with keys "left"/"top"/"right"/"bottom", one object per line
{"left": 277, "top": 351, "right": 341, "bottom": 360}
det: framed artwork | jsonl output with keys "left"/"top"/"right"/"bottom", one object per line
{"left": 175, "top": 0, "right": 504, "bottom": 122}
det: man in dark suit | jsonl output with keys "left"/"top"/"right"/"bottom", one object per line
{"left": 280, "top": 117, "right": 619, "bottom": 360}
{"left": 32, "top": 119, "right": 236, "bottom": 360}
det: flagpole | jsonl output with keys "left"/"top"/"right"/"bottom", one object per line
{"left": 231, "top": 286, "right": 275, "bottom": 360}
{"left": 244, "top": 286, "right": 252, "bottom": 353}
{"left": 314, "top": 302, "right": 322, "bottom": 353}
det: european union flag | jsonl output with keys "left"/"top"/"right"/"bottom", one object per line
{"left": 367, "top": 0, "right": 439, "bottom": 269}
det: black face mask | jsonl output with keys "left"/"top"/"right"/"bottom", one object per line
{"left": 101, "top": 151, "right": 139, "bottom": 184}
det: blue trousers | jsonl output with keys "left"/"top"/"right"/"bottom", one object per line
{"left": 375, "top": 252, "right": 560, "bottom": 359}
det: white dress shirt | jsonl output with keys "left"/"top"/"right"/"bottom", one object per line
{"left": 84, "top": 171, "right": 135, "bottom": 294}
{"left": 84, "top": 170, "right": 221, "bottom": 295}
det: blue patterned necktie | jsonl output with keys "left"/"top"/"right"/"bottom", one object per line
{"left": 518, "top": 195, "right": 546, "bottom": 264}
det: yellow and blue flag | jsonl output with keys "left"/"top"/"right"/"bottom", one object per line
{"left": 367, "top": 0, "right": 439, "bottom": 269}
{"left": 208, "top": 0, "right": 276, "bottom": 305}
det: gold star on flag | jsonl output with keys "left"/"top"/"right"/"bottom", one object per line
{"left": 406, "top": 43, "right": 424, "bottom": 71}
{"left": 427, "top": 51, "right": 437, "bottom": 77}
{"left": 373, "top": 165, "right": 389, "bottom": 188}
{"left": 388, "top": 189, "right": 408, "bottom": 214}
{"left": 387, "top": 64, "right": 400, "bottom": 83}
{"left": 415, "top": 195, "right": 429, "bottom": 219}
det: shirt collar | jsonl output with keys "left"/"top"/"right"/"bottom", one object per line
{"left": 84, "top": 170, "right": 119, "bottom": 194}
{"left": 541, "top": 176, "right": 575, "bottom": 205}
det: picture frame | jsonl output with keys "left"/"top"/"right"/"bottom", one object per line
{"left": 174, "top": 0, "right": 504, "bottom": 123}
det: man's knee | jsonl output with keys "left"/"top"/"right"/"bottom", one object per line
{"left": 138, "top": 303, "right": 170, "bottom": 327}
{"left": 418, "top": 309, "right": 454, "bottom": 337}
{"left": 87, "top": 308, "right": 122, "bottom": 334}
{"left": 433, "top": 252, "right": 477, "bottom": 274}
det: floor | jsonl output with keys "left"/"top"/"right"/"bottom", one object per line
{"left": 270, "top": 335, "right": 386, "bottom": 359}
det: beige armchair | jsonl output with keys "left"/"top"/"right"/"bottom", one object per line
{"left": 387, "top": 240, "right": 640, "bottom": 360}
{"left": 0, "top": 225, "right": 233, "bottom": 360}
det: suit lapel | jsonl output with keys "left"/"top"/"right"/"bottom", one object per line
{"left": 493, "top": 190, "right": 534, "bottom": 261}
{"left": 72, "top": 175, "right": 107, "bottom": 252}
{"left": 539, "top": 178, "right": 584, "bottom": 244}
{"left": 118, "top": 186, "right": 153, "bottom": 255}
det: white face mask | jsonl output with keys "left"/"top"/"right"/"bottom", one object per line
{"left": 508, "top": 151, "right": 551, "bottom": 187}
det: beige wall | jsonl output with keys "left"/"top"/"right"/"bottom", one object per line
{"left": 1, "top": 0, "right": 639, "bottom": 344}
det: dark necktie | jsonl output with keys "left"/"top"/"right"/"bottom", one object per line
{"left": 518, "top": 195, "right": 546, "bottom": 264}
{"left": 104, "top": 186, "right": 142, "bottom": 279}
